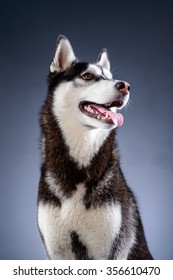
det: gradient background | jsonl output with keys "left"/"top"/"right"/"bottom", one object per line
{"left": 0, "top": 0, "right": 173, "bottom": 260}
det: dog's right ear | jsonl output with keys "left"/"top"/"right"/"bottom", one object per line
{"left": 96, "top": 49, "right": 110, "bottom": 72}
{"left": 50, "top": 35, "right": 76, "bottom": 73}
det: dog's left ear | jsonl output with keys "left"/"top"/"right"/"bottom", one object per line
{"left": 50, "top": 35, "right": 76, "bottom": 73}
{"left": 96, "top": 49, "right": 110, "bottom": 72}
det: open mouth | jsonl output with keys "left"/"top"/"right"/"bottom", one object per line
{"left": 79, "top": 100, "right": 124, "bottom": 127}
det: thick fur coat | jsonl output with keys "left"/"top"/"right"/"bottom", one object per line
{"left": 37, "top": 35, "right": 153, "bottom": 260}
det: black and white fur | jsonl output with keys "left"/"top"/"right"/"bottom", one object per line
{"left": 37, "top": 35, "right": 153, "bottom": 260}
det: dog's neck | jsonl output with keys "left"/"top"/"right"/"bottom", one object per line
{"left": 59, "top": 122, "right": 112, "bottom": 168}
{"left": 41, "top": 101, "right": 116, "bottom": 173}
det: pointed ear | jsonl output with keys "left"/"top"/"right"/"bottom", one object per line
{"left": 50, "top": 35, "right": 76, "bottom": 73}
{"left": 97, "top": 49, "right": 110, "bottom": 72}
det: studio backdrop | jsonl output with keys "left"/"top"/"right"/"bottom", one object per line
{"left": 0, "top": 0, "right": 173, "bottom": 259}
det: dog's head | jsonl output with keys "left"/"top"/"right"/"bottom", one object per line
{"left": 49, "top": 35, "right": 130, "bottom": 130}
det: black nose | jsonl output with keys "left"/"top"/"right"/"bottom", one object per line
{"left": 115, "top": 81, "right": 130, "bottom": 94}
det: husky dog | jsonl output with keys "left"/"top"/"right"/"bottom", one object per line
{"left": 37, "top": 35, "right": 153, "bottom": 260}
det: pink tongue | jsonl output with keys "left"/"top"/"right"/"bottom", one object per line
{"left": 91, "top": 105, "right": 124, "bottom": 127}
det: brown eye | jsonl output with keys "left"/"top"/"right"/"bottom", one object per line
{"left": 82, "top": 73, "right": 95, "bottom": 81}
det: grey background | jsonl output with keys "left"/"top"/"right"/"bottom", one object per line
{"left": 0, "top": 0, "right": 173, "bottom": 259}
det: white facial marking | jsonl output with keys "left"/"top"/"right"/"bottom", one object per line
{"left": 51, "top": 62, "right": 130, "bottom": 166}
{"left": 84, "top": 64, "right": 112, "bottom": 80}
{"left": 52, "top": 81, "right": 113, "bottom": 167}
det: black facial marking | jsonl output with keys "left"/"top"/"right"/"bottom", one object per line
{"left": 70, "top": 231, "right": 92, "bottom": 260}
{"left": 63, "top": 63, "right": 89, "bottom": 81}
{"left": 48, "top": 62, "right": 88, "bottom": 92}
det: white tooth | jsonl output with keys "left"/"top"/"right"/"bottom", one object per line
{"left": 84, "top": 104, "right": 95, "bottom": 114}
{"left": 88, "top": 106, "right": 93, "bottom": 113}
{"left": 110, "top": 107, "right": 117, "bottom": 113}
{"left": 105, "top": 112, "right": 109, "bottom": 119}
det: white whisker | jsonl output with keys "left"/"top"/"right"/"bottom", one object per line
{"left": 111, "top": 66, "right": 117, "bottom": 76}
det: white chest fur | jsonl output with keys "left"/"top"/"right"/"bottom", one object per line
{"left": 38, "top": 183, "right": 122, "bottom": 259}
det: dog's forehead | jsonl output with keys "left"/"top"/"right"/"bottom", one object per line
{"left": 86, "top": 64, "right": 112, "bottom": 79}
